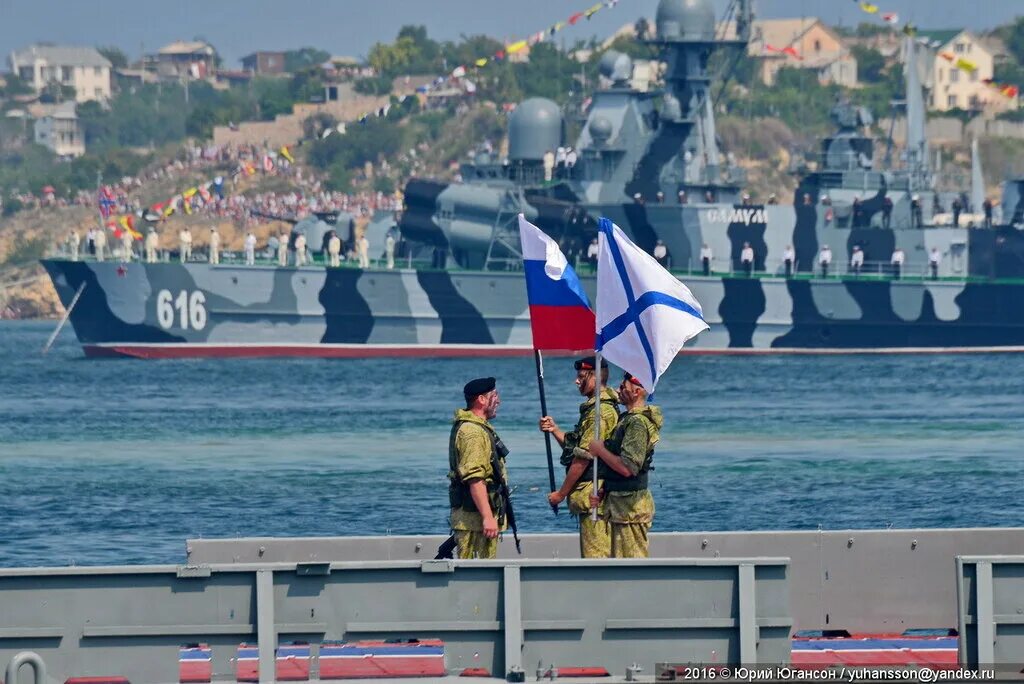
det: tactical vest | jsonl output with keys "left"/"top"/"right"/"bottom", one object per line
{"left": 601, "top": 413, "right": 655, "bottom": 492}
{"left": 560, "top": 430, "right": 594, "bottom": 481}
{"left": 560, "top": 396, "right": 616, "bottom": 481}
{"left": 448, "top": 420, "right": 507, "bottom": 520}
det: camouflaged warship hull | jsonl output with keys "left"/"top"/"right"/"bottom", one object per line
{"left": 41, "top": 215, "right": 1024, "bottom": 359}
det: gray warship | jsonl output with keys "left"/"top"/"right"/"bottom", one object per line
{"left": 41, "top": 0, "right": 1024, "bottom": 357}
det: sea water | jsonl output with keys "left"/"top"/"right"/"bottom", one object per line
{"left": 1, "top": 320, "right": 1022, "bottom": 566}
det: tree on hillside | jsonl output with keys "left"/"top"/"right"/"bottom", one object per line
{"left": 850, "top": 45, "right": 886, "bottom": 84}
{"left": 600, "top": 34, "right": 658, "bottom": 61}
{"left": 285, "top": 48, "right": 330, "bottom": 73}
{"left": 308, "top": 111, "right": 412, "bottom": 190}
{"left": 853, "top": 22, "right": 889, "bottom": 38}
{"left": 993, "top": 17, "right": 1024, "bottom": 63}
{"left": 512, "top": 42, "right": 587, "bottom": 103}
{"left": 441, "top": 35, "right": 504, "bottom": 71}
{"left": 368, "top": 25, "right": 443, "bottom": 78}
{"left": 303, "top": 111, "right": 338, "bottom": 140}
{"left": 994, "top": 61, "right": 1024, "bottom": 89}
{"left": 97, "top": 46, "right": 129, "bottom": 69}
{"left": 0, "top": 74, "right": 33, "bottom": 98}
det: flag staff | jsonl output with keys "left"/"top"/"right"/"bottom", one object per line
{"left": 533, "top": 349, "right": 559, "bottom": 515}
{"left": 591, "top": 350, "right": 602, "bottom": 522}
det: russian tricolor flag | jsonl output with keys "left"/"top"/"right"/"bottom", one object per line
{"left": 518, "top": 214, "right": 595, "bottom": 351}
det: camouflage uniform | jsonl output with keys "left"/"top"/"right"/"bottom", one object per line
{"left": 601, "top": 405, "right": 662, "bottom": 558}
{"left": 561, "top": 387, "right": 619, "bottom": 558}
{"left": 448, "top": 408, "right": 508, "bottom": 559}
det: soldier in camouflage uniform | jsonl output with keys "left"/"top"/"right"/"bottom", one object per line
{"left": 448, "top": 377, "right": 510, "bottom": 559}
{"left": 540, "top": 356, "right": 618, "bottom": 558}
{"left": 589, "top": 373, "right": 662, "bottom": 558}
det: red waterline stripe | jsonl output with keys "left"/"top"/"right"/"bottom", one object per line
{"left": 83, "top": 344, "right": 581, "bottom": 359}
{"left": 83, "top": 343, "right": 1024, "bottom": 359}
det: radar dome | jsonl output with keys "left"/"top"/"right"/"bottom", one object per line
{"left": 656, "top": 0, "right": 716, "bottom": 42}
{"left": 598, "top": 50, "right": 633, "bottom": 85}
{"left": 508, "top": 98, "right": 563, "bottom": 162}
{"left": 589, "top": 116, "right": 613, "bottom": 146}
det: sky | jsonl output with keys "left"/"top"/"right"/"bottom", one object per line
{"left": 2, "top": 0, "right": 1022, "bottom": 67}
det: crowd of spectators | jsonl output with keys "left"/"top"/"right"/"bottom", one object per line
{"left": 1, "top": 142, "right": 404, "bottom": 224}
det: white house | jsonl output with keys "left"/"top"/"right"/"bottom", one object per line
{"left": 920, "top": 29, "right": 1017, "bottom": 113}
{"left": 33, "top": 101, "right": 85, "bottom": 157}
{"left": 9, "top": 45, "right": 112, "bottom": 103}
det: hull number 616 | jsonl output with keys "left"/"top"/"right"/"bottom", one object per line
{"left": 156, "top": 290, "right": 207, "bottom": 330}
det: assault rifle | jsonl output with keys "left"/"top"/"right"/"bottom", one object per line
{"left": 435, "top": 435, "right": 522, "bottom": 559}
{"left": 492, "top": 436, "right": 522, "bottom": 554}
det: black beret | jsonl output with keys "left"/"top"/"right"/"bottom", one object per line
{"left": 574, "top": 355, "right": 608, "bottom": 371}
{"left": 624, "top": 372, "right": 644, "bottom": 388}
{"left": 463, "top": 377, "right": 496, "bottom": 400}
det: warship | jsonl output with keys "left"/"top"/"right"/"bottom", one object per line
{"left": 41, "top": 0, "right": 1024, "bottom": 358}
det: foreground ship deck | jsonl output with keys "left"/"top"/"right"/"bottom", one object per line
{"left": 2, "top": 530, "right": 1022, "bottom": 682}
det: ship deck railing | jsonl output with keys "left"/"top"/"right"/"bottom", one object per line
{"left": 43, "top": 252, "right": 1024, "bottom": 285}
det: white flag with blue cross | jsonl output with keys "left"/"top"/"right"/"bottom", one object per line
{"left": 594, "top": 217, "right": 709, "bottom": 391}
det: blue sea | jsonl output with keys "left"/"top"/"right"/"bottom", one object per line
{"left": 1, "top": 320, "right": 1022, "bottom": 567}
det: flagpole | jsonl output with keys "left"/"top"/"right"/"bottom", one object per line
{"left": 534, "top": 349, "right": 559, "bottom": 515}
{"left": 591, "top": 350, "right": 601, "bottom": 522}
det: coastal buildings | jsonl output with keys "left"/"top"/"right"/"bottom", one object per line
{"left": 749, "top": 18, "right": 858, "bottom": 87}
{"left": 7, "top": 45, "right": 111, "bottom": 103}
{"left": 32, "top": 101, "right": 84, "bottom": 157}
{"left": 150, "top": 41, "right": 218, "bottom": 79}
{"left": 241, "top": 51, "right": 286, "bottom": 75}
{"left": 919, "top": 29, "right": 1018, "bottom": 113}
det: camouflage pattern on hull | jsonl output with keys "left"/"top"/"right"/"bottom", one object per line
{"left": 42, "top": 256, "right": 1024, "bottom": 358}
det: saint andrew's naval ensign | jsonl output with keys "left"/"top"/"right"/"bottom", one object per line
{"left": 595, "top": 218, "right": 709, "bottom": 391}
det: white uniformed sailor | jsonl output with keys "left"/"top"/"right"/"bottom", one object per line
{"left": 94, "top": 227, "right": 107, "bottom": 262}
{"left": 209, "top": 227, "right": 220, "bottom": 265}
{"left": 653, "top": 239, "right": 668, "bottom": 266}
{"left": 244, "top": 232, "right": 257, "bottom": 266}
{"left": 121, "top": 228, "right": 133, "bottom": 262}
{"left": 700, "top": 242, "right": 712, "bottom": 275}
{"left": 891, "top": 247, "right": 905, "bottom": 279}
{"left": 69, "top": 230, "right": 80, "bottom": 261}
{"left": 928, "top": 247, "right": 941, "bottom": 279}
{"left": 278, "top": 231, "right": 290, "bottom": 267}
{"left": 818, "top": 244, "right": 832, "bottom": 277}
{"left": 850, "top": 245, "right": 864, "bottom": 275}
{"left": 783, "top": 244, "right": 795, "bottom": 276}
{"left": 385, "top": 232, "right": 396, "bottom": 269}
{"left": 357, "top": 234, "right": 370, "bottom": 268}
{"left": 294, "top": 233, "right": 307, "bottom": 267}
{"left": 179, "top": 227, "right": 193, "bottom": 263}
{"left": 328, "top": 233, "right": 342, "bottom": 268}
{"left": 145, "top": 228, "right": 159, "bottom": 263}
{"left": 740, "top": 241, "right": 754, "bottom": 276}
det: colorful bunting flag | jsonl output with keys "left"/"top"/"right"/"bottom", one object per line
{"left": 955, "top": 57, "right": 977, "bottom": 73}
{"left": 859, "top": 2, "right": 879, "bottom": 14}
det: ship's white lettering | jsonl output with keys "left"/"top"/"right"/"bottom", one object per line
{"left": 156, "top": 289, "right": 207, "bottom": 331}
{"left": 704, "top": 208, "right": 768, "bottom": 225}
